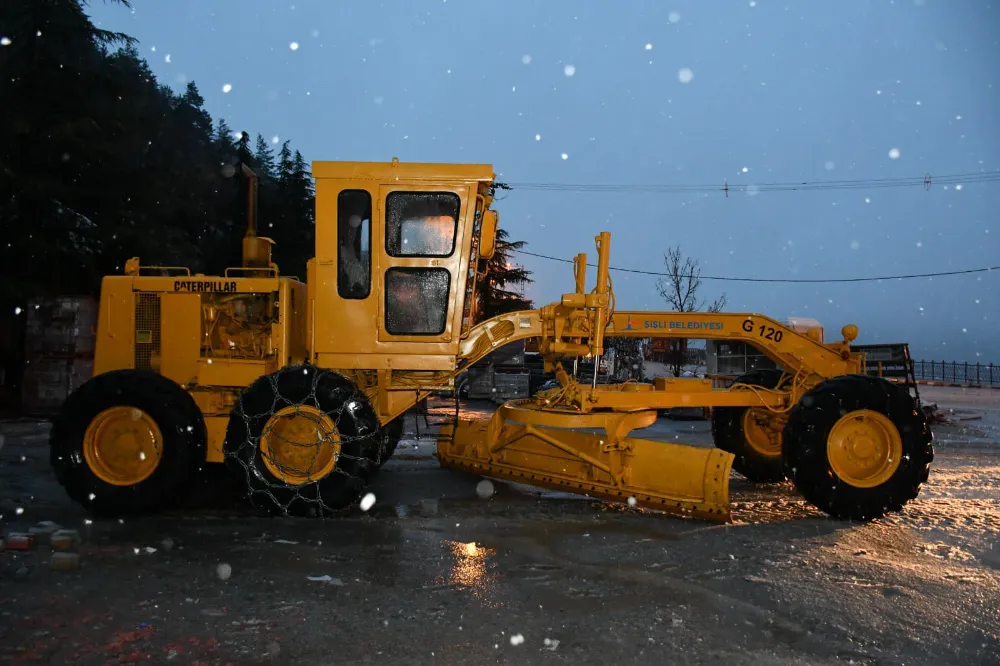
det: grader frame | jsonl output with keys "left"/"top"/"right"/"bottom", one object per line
{"left": 48, "top": 158, "right": 933, "bottom": 523}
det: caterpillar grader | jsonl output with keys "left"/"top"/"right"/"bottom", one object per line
{"left": 48, "top": 158, "right": 934, "bottom": 522}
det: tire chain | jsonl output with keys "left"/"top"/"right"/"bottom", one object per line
{"left": 223, "top": 367, "right": 463, "bottom": 516}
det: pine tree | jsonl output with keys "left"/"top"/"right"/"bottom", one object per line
{"left": 253, "top": 134, "right": 276, "bottom": 179}
{"left": 0, "top": 0, "right": 137, "bottom": 299}
{"left": 474, "top": 228, "right": 534, "bottom": 322}
{"left": 276, "top": 141, "right": 295, "bottom": 190}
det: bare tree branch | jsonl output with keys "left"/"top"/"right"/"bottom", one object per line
{"left": 653, "top": 245, "right": 727, "bottom": 376}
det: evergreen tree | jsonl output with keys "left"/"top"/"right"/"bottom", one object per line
{"left": 474, "top": 228, "right": 534, "bottom": 322}
{"left": 276, "top": 141, "right": 295, "bottom": 187}
{"left": 0, "top": 0, "right": 318, "bottom": 302}
{"left": 253, "top": 134, "right": 276, "bottom": 179}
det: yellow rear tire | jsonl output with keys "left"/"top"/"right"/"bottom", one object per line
{"left": 49, "top": 370, "right": 207, "bottom": 516}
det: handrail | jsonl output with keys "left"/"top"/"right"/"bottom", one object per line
{"left": 135, "top": 265, "right": 191, "bottom": 277}
{"left": 225, "top": 265, "right": 279, "bottom": 278}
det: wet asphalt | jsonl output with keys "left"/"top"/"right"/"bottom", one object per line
{"left": 1, "top": 387, "right": 998, "bottom": 665}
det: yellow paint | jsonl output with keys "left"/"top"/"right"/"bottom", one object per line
{"left": 82, "top": 406, "right": 163, "bottom": 486}
{"left": 311, "top": 158, "right": 494, "bottom": 184}
{"left": 203, "top": 416, "right": 229, "bottom": 463}
{"left": 742, "top": 409, "right": 782, "bottom": 457}
{"left": 479, "top": 209, "right": 499, "bottom": 259}
{"left": 258, "top": 405, "right": 341, "bottom": 485}
{"left": 159, "top": 293, "right": 201, "bottom": 386}
{"left": 196, "top": 358, "right": 268, "bottom": 388}
{"left": 827, "top": 410, "right": 903, "bottom": 488}
{"left": 282, "top": 279, "right": 309, "bottom": 365}
{"left": 92, "top": 277, "right": 136, "bottom": 376}
{"left": 438, "top": 401, "right": 733, "bottom": 522}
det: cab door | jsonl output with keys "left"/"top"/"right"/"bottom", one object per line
{"left": 376, "top": 184, "right": 469, "bottom": 345}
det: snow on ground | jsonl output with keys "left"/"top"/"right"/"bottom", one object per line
{"left": 920, "top": 385, "right": 1000, "bottom": 450}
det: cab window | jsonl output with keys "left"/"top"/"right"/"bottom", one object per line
{"left": 337, "top": 189, "right": 372, "bottom": 299}
{"left": 384, "top": 267, "right": 451, "bottom": 335}
{"left": 385, "top": 191, "right": 459, "bottom": 257}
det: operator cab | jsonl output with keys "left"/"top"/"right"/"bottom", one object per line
{"left": 309, "top": 158, "right": 498, "bottom": 371}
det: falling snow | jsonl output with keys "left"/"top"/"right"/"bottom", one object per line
{"left": 668, "top": 11, "right": 681, "bottom": 23}
{"left": 677, "top": 68, "right": 694, "bottom": 84}
{"left": 564, "top": 64, "right": 576, "bottom": 77}
{"left": 1, "top": 37, "right": 11, "bottom": 46}
{"left": 888, "top": 147, "right": 901, "bottom": 160}
{"left": 521, "top": 54, "right": 532, "bottom": 64}
{"left": 476, "top": 480, "right": 495, "bottom": 499}
{"left": 222, "top": 83, "right": 233, "bottom": 93}
{"left": 561, "top": 153, "right": 569, "bottom": 160}
{"left": 289, "top": 41, "right": 299, "bottom": 50}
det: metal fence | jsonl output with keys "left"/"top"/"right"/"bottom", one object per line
{"left": 913, "top": 360, "right": 999, "bottom": 387}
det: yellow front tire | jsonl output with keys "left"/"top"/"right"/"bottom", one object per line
{"left": 782, "top": 374, "right": 934, "bottom": 520}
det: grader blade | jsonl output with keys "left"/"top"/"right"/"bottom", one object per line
{"left": 437, "top": 402, "right": 735, "bottom": 522}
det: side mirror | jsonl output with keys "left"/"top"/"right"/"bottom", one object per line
{"left": 480, "top": 210, "right": 499, "bottom": 260}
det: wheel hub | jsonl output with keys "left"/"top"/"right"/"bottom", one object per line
{"left": 742, "top": 409, "right": 782, "bottom": 457}
{"left": 827, "top": 409, "right": 903, "bottom": 488}
{"left": 259, "top": 405, "right": 341, "bottom": 485}
{"left": 83, "top": 406, "right": 163, "bottom": 486}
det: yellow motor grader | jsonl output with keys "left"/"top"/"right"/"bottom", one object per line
{"left": 49, "top": 158, "right": 933, "bottom": 522}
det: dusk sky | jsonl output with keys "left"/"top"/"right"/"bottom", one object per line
{"left": 88, "top": 0, "right": 999, "bottom": 362}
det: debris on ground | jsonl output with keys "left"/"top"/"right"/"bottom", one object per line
{"left": 50, "top": 529, "right": 79, "bottom": 551}
{"left": 50, "top": 551, "right": 81, "bottom": 571}
{"left": 5, "top": 533, "right": 35, "bottom": 551}
{"left": 922, "top": 403, "right": 947, "bottom": 424}
{"left": 28, "top": 520, "right": 61, "bottom": 545}
{"left": 306, "top": 575, "right": 345, "bottom": 586}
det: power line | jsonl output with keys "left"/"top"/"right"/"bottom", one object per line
{"left": 514, "top": 249, "right": 999, "bottom": 284}
{"left": 499, "top": 170, "right": 1000, "bottom": 196}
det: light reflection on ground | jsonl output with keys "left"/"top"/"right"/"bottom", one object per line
{"left": 439, "top": 540, "right": 501, "bottom": 606}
